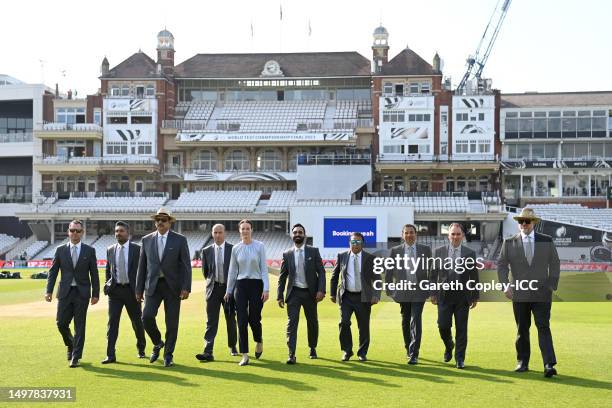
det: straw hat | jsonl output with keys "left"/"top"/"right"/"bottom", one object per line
{"left": 513, "top": 207, "right": 541, "bottom": 223}
{"left": 150, "top": 207, "right": 176, "bottom": 223}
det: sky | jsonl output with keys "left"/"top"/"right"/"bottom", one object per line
{"left": 1, "top": 0, "right": 611, "bottom": 96}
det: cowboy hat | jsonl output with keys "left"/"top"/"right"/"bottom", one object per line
{"left": 513, "top": 207, "right": 541, "bottom": 223}
{"left": 151, "top": 207, "right": 176, "bottom": 223}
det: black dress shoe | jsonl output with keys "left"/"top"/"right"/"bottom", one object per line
{"left": 254, "top": 343, "right": 263, "bottom": 359}
{"left": 137, "top": 351, "right": 146, "bottom": 359}
{"left": 286, "top": 354, "right": 296, "bottom": 365}
{"left": 342, "top": 351, "right": 354, "bottom": 361}
{"left": 195, "top": 352, "right": 214, "bottom": 362}
{"left": 164, "top": 356, "right": 174, "bottom": 367}
{"left": 101, "top": 356, "right": 116, "bottom": 364}
{"left": 544, "top": 364, "right": 557, "bottom": 378}
{"left": 514, "top": 362, "right": 529, "bottom": 372}
{"left": 456, "top": 360, "right": 465, "bottom": 369}
{"left": 67, "top": 347, "right": 73, "bottom": 361}
{"left": 150, "top": 341, "right": 165, "bottom": 363}
{"left": 309, "top": 348, "right": 318, "bottom": 359}
{"left": 408, "top": 356, "right": 418, "bottom": 365}
{"left": 357, "top": 355, "right": 368, "bottom": 362}
{"left": 230, "top": 346, "right": 239, "bottom": 356}
{"left": 69, "top": 357, "right": 80, "bottom": 368}
{"left": 444, "top": 341, "right": 454, "bottom": 363}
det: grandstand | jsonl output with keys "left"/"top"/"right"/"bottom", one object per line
{"left": 362, "top": 193, "right": 469, "bottom": 213}
{"left": 0, "top": 234, "right": 20, "bottom": 254}
{"left": 525, "top": 204, "right": 612, "bottom": 232}
{"left": 171, "top": 191, "right": 261, "bottom": 213}
{"left": 58, "top": 194, "right": 168, "bottom": 214}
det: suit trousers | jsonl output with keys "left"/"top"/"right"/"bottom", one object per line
{"left": 339, "top": 292, "right": 372, "bottom": 357}
{"left": 513, "top": 301, "right": 556, "bottom": 366}
{"left": 204, "top": 282, "right": 237, "bottom": 353}
{"left": 106, "top": 285, "right": 146, "bottom": 357}
{"left": 142, "top": 278, "right": 181, "bottom": 357}
{"left": 234, "top": 279, "right": 263, "bottom": 353}
{"left": 400, "top": 301, "right": 425, "bottom": 358}
{"left": 56, "top": 286, "right": 89, "bottom": 359}
{"left": 437, "top": 301, "right": 470, "bottom": 361}
{"left": 286, "top": 287, "right": 319, "bottom": 354}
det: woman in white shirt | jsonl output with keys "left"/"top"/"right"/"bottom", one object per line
{"left": 225, "top": 219, "right": 269, "bottom": 365}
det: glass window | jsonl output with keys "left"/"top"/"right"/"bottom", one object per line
{"left": 224, "top": 149, "right": 250, "bottom": 171}
{"left": 146, "top": 85, "right": 155, "bottom": 96}
{"left": 192, "top": 150, "right": 217, "bottom": 171}
{"left": 257, "top": 149, "right": 282, "bottom": 171}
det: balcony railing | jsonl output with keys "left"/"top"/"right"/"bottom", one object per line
{"left": 41, "top": 122, "right": 102, "bottom": 132}
{"left": 298, "top": 154, "right": 372, "bottom": 166}
{"left": 0, "top": 132, "right": 33, "bottom": 143}
{"left": 35, "top": 155, "right": 159, "bottom": 165}
{"left": 377, "top": 154, "right": 498, "bottom": 163}
{"left": 501, "top": 156, "right": 612, "bottom": 162}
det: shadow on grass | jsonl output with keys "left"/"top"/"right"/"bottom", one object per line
{"left": 80, "top": 362, "right": 198, "bottom": 387}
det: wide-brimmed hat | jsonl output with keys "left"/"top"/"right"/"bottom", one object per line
{"left": 513, "top": 207, "right": 541, "bottom": 223}
{"left": 151, "top": 207, "right": 176, "bottom": 223}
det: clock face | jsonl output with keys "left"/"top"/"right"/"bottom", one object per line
{"left": 262, "top": 60, "right": 282, "bottom": 76}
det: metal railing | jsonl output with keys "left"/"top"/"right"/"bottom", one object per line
{"left": 298, "top": 153, "right": 372, "bottom": 166}
{"left": 35, "top": 155, "right": 159, "bottom": 165}
{"left": 377, "top": 154, "right": 498, "bottom": 163}
{"left": 0, "top": 132, "right": 33, "bottom": 143}
{"left": 41, "top": 122, "right": 102, "bottom": 132}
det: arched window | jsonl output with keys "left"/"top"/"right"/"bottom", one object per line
{"left": 192, "top": 150, "right": 217, "bottom": 171}
{"left": 257, "top": 149, "right": 282, "bottom": 171}
{"left": 225, "top": 149, "right": 249, "bottom": 171}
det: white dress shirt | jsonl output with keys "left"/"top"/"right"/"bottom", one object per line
{"left": 346, "top": 251, "right": 362, "bottom": 292}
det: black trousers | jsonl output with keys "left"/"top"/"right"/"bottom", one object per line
{"left": 339, "top": 292, "right": 371, "bottom": 357}
{"left": 234, "top": 279, "right": 263, "bottom": 354}
{"left": 56, "top": 286, "right": 89, "bottom": 359}
{"left": 106, "top": 285, "right": 147, "bottom": 357}
{"left": 286, "top": 287, "right": 319, "bottom": 355}
{"left": 142, "top": 278, "right": 181, "bottom": 358}
{"left": 400, "top": 301, "right": 425, "bottom": 358}
{"left": 513, "top": 301, "right": 556, "bottom": 366}
{"left": 437, "top": 301, "right": 470, "bottom": 362}
{"left": 204, "top": 282, "right": 237, "bottom": 353}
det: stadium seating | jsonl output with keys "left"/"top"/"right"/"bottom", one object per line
{"left": 0, "top": 234, "right": 20, "bottom": 254}
{"left": 362, "top": 194, "right": 469, "bottom": 213}
{"left": 58, "top": 195, "right": 168, "bottom": 214}
{"left": 172, "top": 191, "right": 262, "bottom": 213}
{"left": 183, "top": 101, "right": 215, "bottom": 121}
{"left": 524, "top": 204, "right": 612, "bottom": 231}
{"left": 334, "top": 100, "right": 372, "bottom": 119}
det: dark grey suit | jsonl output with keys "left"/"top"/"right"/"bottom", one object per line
{"left": 330, "top": 250, "right": 381, "bottom": 357}
{"left": 386, "top": 243, "right": 431, "bottom": 358}
{"left": 46, "top": 242, "right": 99, "bottom": 360}
{"left": 497, "top": 232, "right": 560, "bottom": 367}
{"left": 136, "top": 230, "right": 192, "bottom": 358}
{"left": 430, "top": 244, "right": 479, "bottom": 362}
{"left": 201, "top": 241, "right": 237, "bottom": 354}
{"left": 104, "top": 242, "right": 146, "bottom": 358}
{"left": 277, "top": 245, "right": 326, "bottom": 355}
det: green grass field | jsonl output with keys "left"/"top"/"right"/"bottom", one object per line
{"left": 0, "top": 268, "right": 610, "bottom": 408}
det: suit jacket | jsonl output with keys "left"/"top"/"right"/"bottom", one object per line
{"left": 497, "top": 232, "right": 560, "bottom": 302}
{"left": 430, "top": 244, "right": 479, "bottom": 304}
{"left": 136, "top": 230, "right": 192, "bottom": 297}
{"left": 330, "top": 250, "right": 381, "bottom": 305}
{"left": 385, "top": 243, "right": 432, "bottom": 302}
{"left": 201, "top": 241, "right": 233, "bottom": 300}
{"left": 277, "top": 245, "right": 326, "bottom": 302}
{"left": 46, "top": 242, "right": 100, "bottom": 299}
{"left": 104, "top": 241, "right": 140, "bottom": 295}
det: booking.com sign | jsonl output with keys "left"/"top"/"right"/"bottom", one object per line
{"left": 324, "top": 217, "right": 377, "bottom": 248}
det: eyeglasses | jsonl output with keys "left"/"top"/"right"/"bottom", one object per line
{"left": 69, "top": 229, "right": 82, "bottom": 233}
{"left": 155, "top": 218, "right": 169, "bottom": 223}
{"left": 350, "top": 240, "right": 362, "bottom": 245}
{"left": 517, "top": 219, "right": 532, "bottom": 225}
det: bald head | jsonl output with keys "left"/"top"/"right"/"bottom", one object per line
{"left": 212, "top": 224, "right": 226, "bottom": 245}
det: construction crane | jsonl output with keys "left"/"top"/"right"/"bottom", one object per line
{"left": 457, "top": 0, "right": 512, "bottom": 92}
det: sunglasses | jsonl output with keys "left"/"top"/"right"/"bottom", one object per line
{"left": 69, "top": 229, "right": 82, "bottom": 233}
{"left": 517, "top": 219, "right": 532, "bottom": 225}
{"left": 155, "top": 218, "right": 169, "bottom": 223}
{"left": 350, "top": 240, "right": 362, "bottom": 245}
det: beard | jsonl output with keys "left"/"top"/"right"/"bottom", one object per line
{"left": 292, "top": 236, "right": 305, "bottom": 245}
